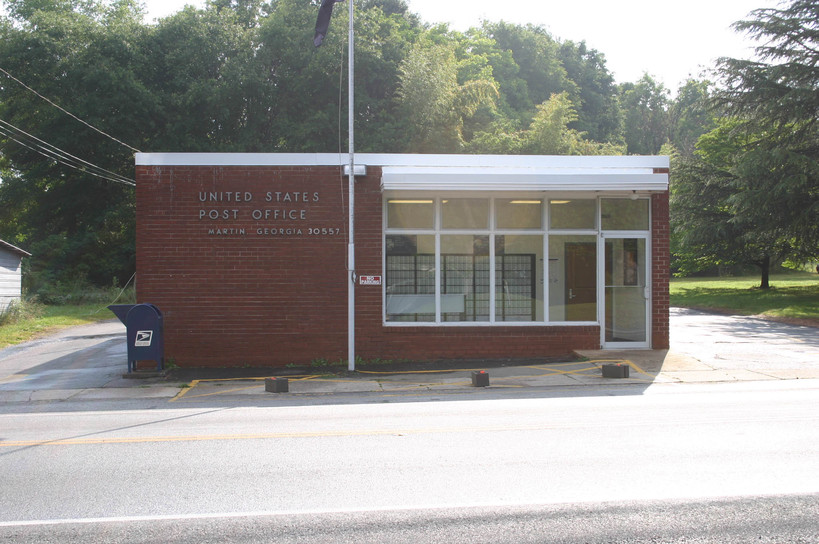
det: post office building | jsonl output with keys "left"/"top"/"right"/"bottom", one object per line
{"left": 135, "top": 153, "right": 669, "bottom": 367}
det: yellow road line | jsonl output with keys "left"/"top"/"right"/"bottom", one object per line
{"left": 179, "top": 384, "right": 267, "bottom": 399}
{"left": 357, "top": 361, "right": 593, "bottom": 376}
{"left": 0, "top": 374, "right": 28, "bottom": 384}
{"left": 356, "top": 368, "right": 488, "bottom": 375}
{"left": 0, "top": 422, "right": 586, "bottom": 448}
{"left": 170, "top": 379, "right": 199, "bottom": 402}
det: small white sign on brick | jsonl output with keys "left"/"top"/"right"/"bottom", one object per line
{"left": 359, "top": 275, "right": 382, "bottom": 286}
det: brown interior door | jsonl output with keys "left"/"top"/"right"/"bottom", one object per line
{"left": 565, "top": 242, "right": 596, "bottom": 321}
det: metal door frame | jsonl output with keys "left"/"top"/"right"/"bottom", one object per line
{"left": 598, "top": 232, "right": 651, "bottom": 349}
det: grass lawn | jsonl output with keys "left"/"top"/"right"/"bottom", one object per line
{"left": 0, "top": 304, "right": 116, "bottom": 349}
{"left": 670, "top": 272, "right": 819, "bottom": 324}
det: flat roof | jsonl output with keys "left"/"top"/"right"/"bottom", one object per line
{"left": 135, "top": 153, "right": 669, "bottom": 192}
{"left": 136, "top": 153, "right": 668, "bottom": 169}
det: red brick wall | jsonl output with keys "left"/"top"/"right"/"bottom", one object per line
{"left": 651, "top": 191, "right": 671, "bottom": 349}
{"left": 136, "top": 164, "right": 676, "bottom": 367}
{"left": 136, "top": 165, "right": 351, "bottom": 367}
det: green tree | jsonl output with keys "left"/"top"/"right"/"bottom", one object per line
{"left": 143, "top": 3, "right": 260, "bottom": 151}
{"left": 713, "top": 0, "right": 819, "bottom": 142}
{"left": 396, "top": 41, "right": 498, "bottom": 152}
{"left": 475, "top": 22, "right": 576, "bottom": 128}
{"left": 0, "top": 0, "right": 146, "bottom": 291}
{"left": 557, "top": 40, "right": 621, "bottom": 144}
{"left": 687, "top": 0, "right": 819, "bottom": 283}
{"left": 619, "top": 74, "right": 670, "bottom": 155}
{"left": 467, "top": 92, "right": 625, "bottom": 156}
{"left": 671, "top": 119, "right": 819, "bottom": 288}
{"left": 669, "top": 79, "right": 716, "bottom": 156}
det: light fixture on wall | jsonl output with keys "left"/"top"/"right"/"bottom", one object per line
{"left": 630, "top": 191, "right": 639, "bottom": 200}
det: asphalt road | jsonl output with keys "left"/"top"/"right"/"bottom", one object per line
{"left": 1, "top": 495, "right": 817, "bottom": 543}
{"left": 1, "top": 380, "right": 818, "bottom": 541}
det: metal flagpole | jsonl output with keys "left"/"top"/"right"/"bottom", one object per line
{"left": 347, "top": 0, "right": 356, "bottom": 372}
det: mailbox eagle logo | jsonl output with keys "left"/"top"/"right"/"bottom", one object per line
{"left": 135, "top": 330, "right": 153, "bottom": 347}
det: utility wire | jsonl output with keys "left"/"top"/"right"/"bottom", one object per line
{"left": 0, "top": 118, "right": 135, "bottom": 185}
{"left": 0, "top": 66, "right": 142, "bottom": 153}
{"left": 0, "top": 118, "right": 136, "bottom": 187}
{"left": 0, "top": 127, "right": 136, "bottom": 187}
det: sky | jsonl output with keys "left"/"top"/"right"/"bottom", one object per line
{"left": 141, "top": 0, "right": 779, "bottom": 92}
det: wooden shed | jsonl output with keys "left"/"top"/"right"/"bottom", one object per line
{"left": 0, "top": 239, "right": 31, "bottom": 312}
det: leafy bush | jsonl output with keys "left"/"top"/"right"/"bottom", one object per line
{"left": 0, "top": 298, "right": 44, "bottom": 326}
{"left": 28, "top": 276, "right": 135, "bottom": 306}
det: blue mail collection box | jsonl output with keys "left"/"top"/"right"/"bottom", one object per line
{"left": 109, "top": 303, "right": 164, "bottom": 373}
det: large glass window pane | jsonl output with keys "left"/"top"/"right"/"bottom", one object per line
{"left": 549, "top": 199, "right": 596, "bottom": 230}
{"left": 496, "top": 199, "right": 542, "bottom": 229}
{"left": 442, "top": 199, "right": 489, "bottom": 230}
{"left": 495, "top": 235, "right": 543, "bottom": 321}
{"left": 440, "top": 235, "right": 490, "bottom": 322}
{"left": 385, "top": 235, "right": 435, "bottom": 322}
{"left": 387, "top": 200, "right": 434, "bottom": 229}
{"left": 548, "top": 235, "right": 597, "bottom": 321}
{"left": 601, "top": 199, "right": 649, "bottom": 230}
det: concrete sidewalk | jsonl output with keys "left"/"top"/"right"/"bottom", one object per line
{"left": 166, "top": 344, "right": 819, "bottom": 403}
{"left": 1, "top": 308, "right": 818, "bottom": 404}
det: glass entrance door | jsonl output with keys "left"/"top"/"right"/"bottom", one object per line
{"left": 603, "top": 237, "right": 649, "bottom": 347}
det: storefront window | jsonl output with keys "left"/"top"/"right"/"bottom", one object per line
{"left": 386, "top": 200, "right": 434, "bottom": 229}
{"left": 548, "top": 235, "right": 597, "bottom": 321}
{"left": 385, "top": 197, "right": 617, "bottom": 325}
{"left": 385, "top": 234, "right": 435, "bottom": 322}
{"left": 601, "top": 199, "right": 649, "bottom": 230}
{"left": 496, "top": 200, "right": 542, "bottom": 229}
{"left": 440, "top": 235, "right": 490, "bottom": 322}
{"left": 549, "top": 199, "right": 596, "bottom": 230}
{"left": 495, "top": 235, "right": 543, "bottom": 321}
{"left": 442, "top": 199, "right": 489, "bottom": 230}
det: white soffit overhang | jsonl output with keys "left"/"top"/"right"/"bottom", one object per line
{"left": 380, "top": 167, "right": 668, "bottom": 192}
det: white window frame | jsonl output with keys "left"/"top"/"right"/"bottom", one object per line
{"left": 383, "top": 194, "right": 653, "bottom": 329}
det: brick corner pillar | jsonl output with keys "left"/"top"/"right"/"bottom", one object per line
{"left": 651, "top": 191, "right": 670, "bottom": 349}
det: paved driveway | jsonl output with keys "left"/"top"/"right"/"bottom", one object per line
{"left": 0, "top": 320, "right": 130, "bottom": 399}
{"left": 668, "top": 307, "right": 819, "bottom": 375}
